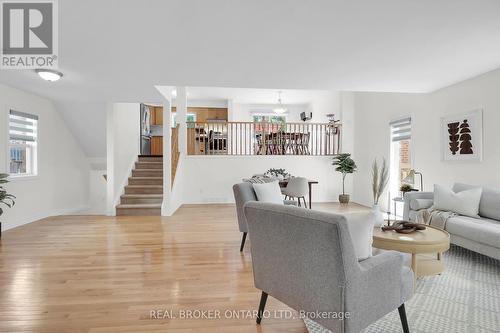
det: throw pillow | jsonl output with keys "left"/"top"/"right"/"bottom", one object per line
{"left": 410, "top": 198, "right": 434, "bottom": 211}
{"left": 433, "top": 184, "right": 482, "bottom": 218}
{"left": 344, "top": 212, "right": 374, "bottom": 260}
{"left": 252, "top": 181, "right": 284, "bottom": 205}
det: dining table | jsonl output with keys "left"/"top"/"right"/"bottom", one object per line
{"left": 279, "top": 179, "right": 318, "bottom": 209}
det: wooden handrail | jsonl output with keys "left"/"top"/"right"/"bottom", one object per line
{"left": 186, "top": 121, "right": 341, "bottom": 156}
{"left": 171, "top": 125, "right": 180, "bottom": 186}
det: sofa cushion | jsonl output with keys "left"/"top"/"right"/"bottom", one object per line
{"left": 446, "top": 216, "right": 500, "bottom": 248}
{"left": 252, "top": 181, "right": 284, "bottom": 205}
{"left": 410, "top": 198, "right": 434, "bottom": 211}
{"left": 453, "top": 183, "right": 500, "bottom": 221}
{"left": 434, "top": 184, "right": 482, "bottom": 218}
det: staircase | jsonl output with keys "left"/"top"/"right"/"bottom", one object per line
{"left": 116, "top": 156, "right": 163, "bottom": 216}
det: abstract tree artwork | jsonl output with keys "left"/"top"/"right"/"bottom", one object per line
{"left": 442, "top": 110, "right": 483, "bottom": 161}
{"left": 459, "top": 120, "right": 473, "bottom": 154}
{"left": 447, "top": 122, "right": 460, "bottom": 155}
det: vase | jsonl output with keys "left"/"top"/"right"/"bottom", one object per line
{"left": 339, "top": 194, "right": 350, "bottom": 204}
{"left": 371, "top": 204, "right": 384, "bottom": 227}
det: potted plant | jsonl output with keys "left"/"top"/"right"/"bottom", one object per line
{"left": 0, "top": 173, "right": 16, "bottom": 237}
{"left": 332, "top": 153, "right": 357, "bottom": 204}
{"left": 371, "top": 158, "right": 389, "bottom": 226}
{"left": 265, "top": 168, "right": 290, "bottom": 180}
{"left": 400, "top": 183, "right": 413, "bottom": 197}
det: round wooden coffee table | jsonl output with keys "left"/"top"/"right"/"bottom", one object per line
{"left": 373, "top": 225, "right": 450, "bottom": 280}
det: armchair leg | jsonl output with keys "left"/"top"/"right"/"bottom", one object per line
{"left": 256, "top": 291, "right": 268, "bottom": 324}
{"left": 398, "top": 303, "right": 410, "bottom": 333}
{"left": 240, "top": 232, "right": 247, "bottom": 252}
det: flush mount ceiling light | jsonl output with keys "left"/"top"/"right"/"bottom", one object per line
{"left": 35, "top": 69, "right": 63, "bottom": 82}
{"left": 273, "top": 91, "right": 287, "bottom": 114}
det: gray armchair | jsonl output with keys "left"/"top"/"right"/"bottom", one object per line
{"left": 244, "top": 202, "right": 413, "bottom": 333}
{"left": 233, "top": 182, "right": 296, "bottom": 251}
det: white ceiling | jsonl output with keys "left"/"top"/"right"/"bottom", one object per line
{"left": 1, "top": 0, "right": 499, "bottom": 156}
{"left": 158, "top": 86, "right": 331, "bottom": 105}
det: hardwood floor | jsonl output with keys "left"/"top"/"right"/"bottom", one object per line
{"left": 0, "top": 203, "right": 367, "bottom": 333}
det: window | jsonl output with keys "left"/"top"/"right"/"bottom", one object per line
{"left": 171, "top": 113, "right": 196, "bottom": 128}
{"left": 252, "top": 115, "right": 286, "bottom": 123}
{"left": 389, "top": 117, "right": 412, "bottom": 216}
{"left": 252, "top": 115, "right": 286, "bottom": 132}
{"left": 9, "top": 110, "right": 38, "bottom": 177}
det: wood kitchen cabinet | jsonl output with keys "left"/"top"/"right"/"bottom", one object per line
{"left": 150, "top": 107, "right": 163, "bottom": 125}
{"left": 171, "top": 107, "right": 228, "bottom": 123}
{"left": 151, "top": 136, "right": 163, "bottom": 155}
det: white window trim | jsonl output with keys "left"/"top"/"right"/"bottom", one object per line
{"left": 6, "top": 107, "right": 39, "bottom": 181}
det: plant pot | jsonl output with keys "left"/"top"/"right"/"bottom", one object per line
{"left": 339, "top": 194, "right": 350, "bottom": 204}
{"left": 371, "top": 204, "right": 385, "bottom": 227}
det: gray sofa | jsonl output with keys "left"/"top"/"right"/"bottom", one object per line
{"left": 244, "top": 202, "right": 413, "bottom": 333}
{"left": 404, "top": 183, "right": 500, "bottom": 260}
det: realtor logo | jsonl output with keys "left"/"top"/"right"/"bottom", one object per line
{"left": 1, "top": 0, "right": 58, "bottom": 69}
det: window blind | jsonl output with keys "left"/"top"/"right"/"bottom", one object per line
{"left": 390, "top": 117, "right": 411, "bottom": 142}
{"left": 9, "top": 110, "right": 38, "bottom": 142}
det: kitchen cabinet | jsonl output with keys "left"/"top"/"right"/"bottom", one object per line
{"left": 151, "top": 107, "right": 163, "bottom": 125}
{"left": 171, "top": 107, "right": 228, "bottom": 123}
{"left": 151, "top": 136, "right": 163, "bottom": 155}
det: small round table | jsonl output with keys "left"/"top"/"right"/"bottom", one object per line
{"left": 373, "top": 225, "right": 450, "bottom": 280}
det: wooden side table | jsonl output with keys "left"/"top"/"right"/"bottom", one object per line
{"left": 373, "top": 225, "right": 450, "bottom": 281}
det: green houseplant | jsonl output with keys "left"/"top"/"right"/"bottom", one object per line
{"left": 0, "top": 173, "right": 16, "bottom": 237}
{"left": 400, "top": 183, "right": 413, "bottom": 196}
{"left": 332, "top": 153, "right": 357, "bottom": 204}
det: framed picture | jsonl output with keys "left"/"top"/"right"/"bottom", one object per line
{"left": 441, "top": 109, "right": 483, "bottom": 161}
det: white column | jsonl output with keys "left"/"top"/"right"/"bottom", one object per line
{"left": 105, "top": 103, "right": 115, "bottom": 216}
{"left": 227, "top": 99, "right": 235, "bottom": 121}
{"left": 176, "top": 86, "right": 188, "bottom": 155}
{"left": 161, "top": 97, "right": 172, "bottom": 216}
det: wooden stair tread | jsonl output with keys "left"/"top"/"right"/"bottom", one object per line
{"left": 129, "top": 177, "right": 163, "bottom": 179}
{"left": 121, "top": 194, "right": 163, "bottom": 198}
{"left": 125, "top": 185, "right": 163, "bottom": 188}
{"left": 118, "top": 156, "right": 164, "bottom": 216}
{"left": 116, "top": 204, "right": 161, "bottom": 209}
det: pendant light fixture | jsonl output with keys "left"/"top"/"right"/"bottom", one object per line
{"left": 273, "top": 91, "right": 287, "bottom": 114}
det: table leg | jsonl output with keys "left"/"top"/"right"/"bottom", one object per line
{"left": 411, "top": 254, "right": 417, "bottom": 280}
{"left": 437, "top": 252, "right": 442, "bottom": 261}
{"left": 308, "top": 183, "right": 312, "bottom": 209}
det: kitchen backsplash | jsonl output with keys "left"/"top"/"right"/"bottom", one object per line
{"left": 149, "top": 125, "right": 163, "bottom": 136}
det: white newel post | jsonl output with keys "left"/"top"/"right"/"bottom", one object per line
{"left": 176, "top": 86, "right": 188, "bottom": 155}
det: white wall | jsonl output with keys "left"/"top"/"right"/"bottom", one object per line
{"left": 351, "top": 69, "right": 500, "bottom": 209}
{"left": 0, "top": 84, "right": 90, "bottom": 231}
{"left": 108, "top": 103, "right": 140, "bottom": 211}
{"left": 231, "top": 91, "right": 340, "bottom": 123}
{"left": 88, "top": 169, "right": 107, "bottom": 214}
{"left": 181, "top": 156, "right": 341, "bottom": 204}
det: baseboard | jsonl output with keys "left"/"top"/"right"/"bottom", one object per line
{"left": 1, "top": 205, "right": 90, "bottom": 232}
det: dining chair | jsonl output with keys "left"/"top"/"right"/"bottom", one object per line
{"left": 282, "top": 177, "right": 309, "bottom": 207}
